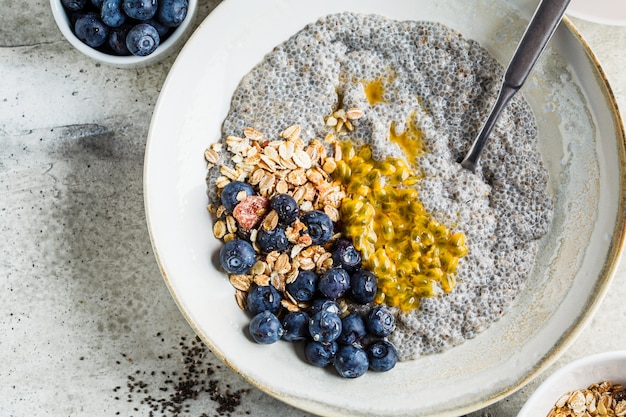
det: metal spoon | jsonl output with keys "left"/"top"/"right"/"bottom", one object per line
{"left": 459, "top": 0, "right": 571, "bottom": 172}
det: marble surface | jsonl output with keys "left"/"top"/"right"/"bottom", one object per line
{"left": 1, "top": 1, "right": 625, "bottom": 416}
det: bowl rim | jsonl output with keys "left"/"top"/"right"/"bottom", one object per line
{"left": 567, "top": 0, "right": 626, "bottom": 26}
{"left": 49, "top": 0, "right": 198, "bottom": 67}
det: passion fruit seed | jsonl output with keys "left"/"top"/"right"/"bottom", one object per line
{"left": 334, "top": 141, "right": 468, "bottom": 312}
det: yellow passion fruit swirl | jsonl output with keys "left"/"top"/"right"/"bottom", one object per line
{"left": 333, "top": 140, "right": 467, "bottom": 312}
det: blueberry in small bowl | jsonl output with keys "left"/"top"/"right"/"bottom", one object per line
{"left": 101, "top": 0, "right": 126, "bottom": 28}
{"left": 74, "top": 12, "right": 109, "bottom": 48}
{"left": 158, "top": 0, "right": 189, "bottom": 27}
{"left": 126, "top": 23, "right": 160, "bottom": 56}
{"left": 122, "top": 0, "right": 158, "bottom": 20}
{"left": 107, "top": 23, "right": 132, "bottom": 55}
{"left": 50, "top": 0, "right": 197, "bottom": 67}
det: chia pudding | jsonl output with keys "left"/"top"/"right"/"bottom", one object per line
{"left": 207, "top": 12, "right": 553, "bottom": 361}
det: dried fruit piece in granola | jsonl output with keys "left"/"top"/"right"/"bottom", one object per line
{"left": 232, "top": 195, "right": 269, "bottom": 230}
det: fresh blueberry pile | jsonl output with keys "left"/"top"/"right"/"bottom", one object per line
{"left": 246, "top": 274, "right": 399, "bottom": 378}
{"left": 60, "top": 0, "right": 188, "bottom": 56}
{"left": 217, "top": 182, "right": 398, "bottom": 378}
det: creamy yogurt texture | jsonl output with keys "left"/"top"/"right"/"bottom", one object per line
{"left": 210, "top": 12, "right": 553, "bottom": 360}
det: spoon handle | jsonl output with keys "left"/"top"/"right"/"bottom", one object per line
{"left": 460, "top": 0, "right": 571, "bottom": 172}
{"left": 506, "top": 0, "right": 572, "bottom": 89}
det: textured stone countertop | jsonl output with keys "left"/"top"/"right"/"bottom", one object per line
{"left": 1, "top": 1, "right": 626, "bottom": 416}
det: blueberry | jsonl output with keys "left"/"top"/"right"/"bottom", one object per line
{"left": 108, "top": 24, "right": 132, "bottom": 55}
{"left": 309, "top": 298, "right": 341, "bottom": 316}
{"left": 309, "top": 310, "right": 342, "bottom": 343}
{"left": 220, "top": 181, "right": 255, "bottom": 213}
{"left": 145, "top": 18, "right": 170, "bottom": 37}
{"left": 300, "top": 210, "right": 333, "bottom": 245}
{"left": 281, "top": 311, "right": 310, "bottom": 342}
{"left": 91, "top": 0, "right": 104, "bottom": 7}
{"left": 122, "top": 0, "right": 158, "bottom": 20}
{"left": 349, "top": 269, "right": 378, "bottom": 304}
{"left": 365, "top": 306, "right": 395, "bottom": 337}
{"left": 334, "top": 345, "right": 369, "bottom": 378}
{"left": 218, "top": 239, "right": 255, "bottom": 274}
{"left": 337, "top": 313, "right": 366, "bottom": 345}
{"left": 249, "top": 311, "right": 283, "bottom": 344}
{"left": 126, "top": 23, "right": 160, "bottom": 56}
{"left": 256, "top": 226, "right": 289, "bottom": 254}
{"left": 100, "top": 0, "right": 126, "bottom": 27}
{"left": 156, "top": 0, "right": 188, "bottom": 27}
{"left": 246, "top": 284, "right": 282, "bottom": 315}
{"left": 331, "top": 239, "right": 362, "bottom": 272}
{"left": 270, "top": 194, "right": 299, "bottom": 225}
{"left": 68, "top": 10, "right": 83, "bottom": 27}
{"left": 318, "top": 268, "right": 350, "bottom": 299}
{"left": 367, "top": 340, "right": 398, "bottom": 372}
{"left": 304, "top": 340, "right": 338, "bottom": 367}
{"left": 62, "top": 0, "right": 87, "bottom": 11}
{"left": 74, "top": 13, "right": 109, "bottom": 48}
{"left": 285, "top": 270, "right": 318, "bottom": 303}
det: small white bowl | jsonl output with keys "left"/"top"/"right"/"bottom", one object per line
{"left": 50, "top": 0, "right": 197, "bottom": 68}
{"left": 518, "top": 351, "right": 626, "bottom": 417}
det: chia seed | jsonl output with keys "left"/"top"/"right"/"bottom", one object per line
{"left": 114, "top": 334, "right": 250, "bottom": 416}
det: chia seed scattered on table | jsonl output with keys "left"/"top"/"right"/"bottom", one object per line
{"left": 114, "top": 334, "right": 250, "bottom": 417}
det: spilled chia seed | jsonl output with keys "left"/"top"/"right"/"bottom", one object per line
{"left": 113, "top": 334, "right": 251, "bottom": 417}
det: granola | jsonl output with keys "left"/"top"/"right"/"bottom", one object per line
{"left": 205, "top": 120, "right": 351, "bottom": 312}
{"left": 548, "top": 381, "right": 626, "bottom": 417}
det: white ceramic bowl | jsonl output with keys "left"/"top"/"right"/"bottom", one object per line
{"left": 567, "top": 0, "right": 626, "bottom": 26}
{"left": 50, "top": 0, "right": 197, "bottom": 68}
{"left": 518, "top": 351, "right": 626, "bottom": 416}
{"left": 144, "top": 0, "right": 626, "bottom": 416}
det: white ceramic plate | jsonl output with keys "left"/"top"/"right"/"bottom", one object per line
{"left": 567, "top": 0, "right": 626, "bottom": 26}
{"left": 144, "top": 0, "right": 626, "bottom": 416}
